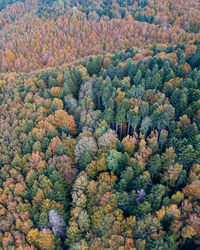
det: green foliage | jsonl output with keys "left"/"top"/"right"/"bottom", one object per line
{"left": 56, "top": 143, "right": 67, "bottom": 155}
{"left": 135, "top": 214, "right": 162, "bottom": 240}
{"left": 107, "top": 150, "right": 127, "bottom": 175}
{"left": 79, "top": 149, "right": 94, "bottom": 170}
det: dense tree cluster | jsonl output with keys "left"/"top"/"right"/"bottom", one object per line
{"left": 0, "top": 0, "right": 25, "bottom": 11}
{"left": 1, "top": 41, "right": 200, "bottom": 248}
{"left": 0, "top": 0, "right": 199, "bottom": 72}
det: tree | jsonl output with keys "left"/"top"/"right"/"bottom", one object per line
{"left": 92, "top": 78, "right": 102, "bottom": 109}
{"left": 87, "top": 57, "right": 101, "bottom": 76}
{"left": 161, "top": 163, "right": 183, "bottom": 189}
{"left": 77, "top": 210, "right": 90, "bottom": 233}
{"left": 139, "top": 102, "right": 149, "bottom": 119}
{"left": 124, "top": 59, "right": 137, "bottom": 81}
{"left": 56, "top": 144, "right": 67, "bottom": 156}
{"left": 98, "top": 129, "right": 118, "bottom": 151}
{"left": 118, "top": 192, "right": 130, "bottom": 212}
{"left": 131, "top": 114, "right": 140, "bottom": 135}
{"left": 148, "top": 154, "right": 162, "bottom": 179}
{"left": 116, "top": 64, "right": 124, "bottom": 80}
{"left": 140, "top": 117, "right": 152, "bottom": 138}
{"left": 103, "top": 57, "right": 111, "bottom": 69}
{"left": 48, "top": 155, "right": 77, "bottom": 185}
{"left": 75, "top": 135, "right": 97, "bottom": 162}
{"left": 135, "top": 201, "right": 152, "bottom": 217}
{"left": 102, "top": 79, "right": 114, "bottom": 109}
{"left": 115, "top": 107, "right": 126, "bottom": 139}
{"left": 79, "top": 149, "right": 94, "bottom": 170}
{"left": 103, "top": 108, "right": 114, "bottom": 127}
{"left": 149, "top": 73, "right": 162, "bottom": 90}
{"left": 147, "top": 184, "right": 166, "bottom": 210}
{"left": 134, "top": 70, "right": 142, "bottom": 86}
{"left": 170, "top": 90, "right": 188, "bottom": 117}
{"left": 135, "top": 214, "right": 162, "bottom": 240}
{"left": 48, "top": 209, "right": 66, "bottom": 237}
{"left": 136, "top": 189, "right": 146, "bottom": 204}
{"left": 151, "top": 104, "right": 174, "bottom": 132}
{"left": 179, "top": 145, "right": 196, "bottom": 169}
{"left": 183, "top": 180, "right": 200, "bottom": 200}
{"left": 122, "top": 136, "right": 137, "bottom": 156}
{"left": 49, "top": 110, "right": 77, "bottom": 135}
{"left": 106, "top": 150, "right": 126, "bottom": 176}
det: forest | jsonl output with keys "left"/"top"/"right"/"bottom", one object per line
{"left": 0, "top": 0, "right": 200, "bottom": 249}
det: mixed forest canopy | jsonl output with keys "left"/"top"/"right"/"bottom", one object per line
{"left": 0, "top": 0, "right": 200, "bottom": 249}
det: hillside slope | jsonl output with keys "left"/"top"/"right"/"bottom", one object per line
{"left": 0, "top": 0, "right": 200, "bottom": 249}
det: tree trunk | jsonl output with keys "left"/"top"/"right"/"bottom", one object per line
{"left": 120, "top": 123, "right": 123, "bottom": 140}
{"left": 112, "top": 121, "right": 115, "bottom": 129}
{"left": 127, "top": 121, "right": 130, "bottom": 135}
{"left": 134, "top": 124, "right": 137, "bottom": 134}
{"left": 116, "top": 123, "right": 118, "bottom": 134}
{"left": 98, "top": 96, "right": 100, "bottom": 110}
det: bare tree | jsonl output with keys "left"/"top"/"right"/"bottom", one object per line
{"left": 136, "top": 189, "right": 146, "bottom": 204}
{"left": 48, "top": 209, "right": 66, "bottom": 237}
